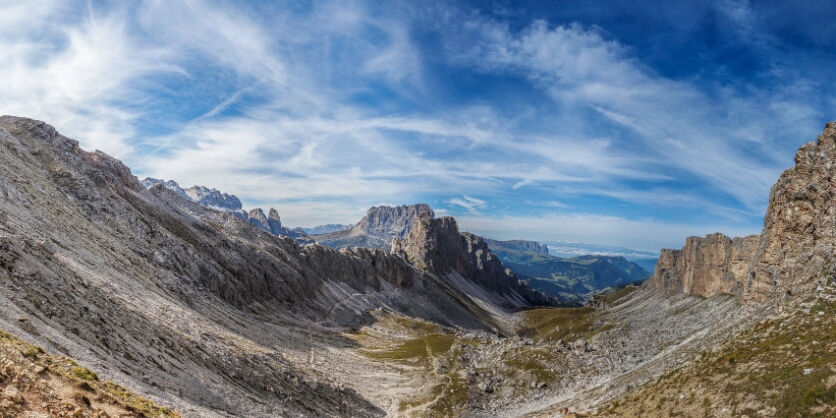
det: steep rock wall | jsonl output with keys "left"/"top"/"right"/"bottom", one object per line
{"left": 651, "top": 122, "right": 836, "bottom": 304}
{"left": 392, "top": 212, "right": 554, "bottom": 306}
{"left": 651, "top": 233, "right": 758, "bottom": 298}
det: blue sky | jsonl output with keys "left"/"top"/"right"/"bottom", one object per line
{"left": 1, "top": 0, "right": 834, "bottom": 251}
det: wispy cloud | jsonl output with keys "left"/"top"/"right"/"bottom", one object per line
{"left": 0, "top": 0, "right": 830, "bottom": 252}
{"left": 446, "top": 196, "right": 487, "bottom": 214}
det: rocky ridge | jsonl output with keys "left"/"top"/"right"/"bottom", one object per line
{"left": 141, "top": 178, "right": 242, "bottom": 211}
{"left": 141, "top": 178, "right": 313, "bottom": 244}
{"left": 0, "top": 116, "right": 565, "bottom": 417}
{"left": 313, "top": 204, "right": 432, "bottom": 250}
{"left": 650, "top": 122, "right": 836, "bottom": 306}
{"left": 392, "top": 212, "right": 555, "bottom": 307}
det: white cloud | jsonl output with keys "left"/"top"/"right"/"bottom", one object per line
{"left": 456, "top": 213, "right": 762, "bottom": 253}
{"left": 0, "top": 1, "right": 824, "bottom": 251}
{"left": 446, "top": 196, "right": 487, "bottom": 214}
{"left": 444, "top": 17, "right": 814, "bottom": 211}
{"left": 0, "top": 2, "right": 183, "bottom": 157}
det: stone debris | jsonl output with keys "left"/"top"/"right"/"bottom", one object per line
{"left": 4, "top": 384, "right": 23, "bottom": 403}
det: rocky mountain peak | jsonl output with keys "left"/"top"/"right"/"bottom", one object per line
{"left": 268, "top": 208, "right": 281, "bottom": 222}
{"left": 392, "top": 212, "right": 554, "bottom": 306}
{"left": 650, "top": 122, "right": 836, "bottom": 305}
{"left": 356, "top": 204, "right": 433, "bottom": 238}
{"left": 141, "top": 177, "right": 242, "bottom": 211}
{"left": 248, "top": 208, "right": 269, "bottom": 230}
{"left": 313, "top": 203, "right": 434, "bottom": 250}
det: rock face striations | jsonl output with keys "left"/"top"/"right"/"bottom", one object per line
{"left": 313, "top": 204, "right": 432, "bottom": 249}
{"left": 650, "top": 122, "right": 836, "bottom": 305}
{"left": 0, "top": 116, "right": 534, "bottom": 417}
{"left": 392, "top": 212, "right": 555, "bottom": 307}
{"left": 651, "top": 233, "right": 759, "bottom": 298}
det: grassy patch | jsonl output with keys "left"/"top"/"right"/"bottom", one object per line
{"left": 0, "top": 327, "right": 178, "bottom": 417}
{"left": 595, "top": 298, "right": 836, "bottom": 418}
{"left": 522, "top": 306, "right": 597, "bottom": 341}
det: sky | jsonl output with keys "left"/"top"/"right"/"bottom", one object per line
{"left": 1, "top": 0, "right": 834, "bottom": 252}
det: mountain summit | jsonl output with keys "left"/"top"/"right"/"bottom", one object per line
{"left": 312, "top": 203, "right": 433, "bottom": 249}
{"left": 651, "top": 122, "right": 836, "bottom": 307}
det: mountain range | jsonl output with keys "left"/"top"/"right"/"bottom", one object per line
{"left": 139, "top": 179, "right": 652, "bottom": 305}
{"left": 310, "top": 204, "right": 433, "bottom": 250}
{"left": 0, "top": 116, "right": 834, "bottom": 417}
{"left": 483, "top": 239, "right": 650, "bottom": 303}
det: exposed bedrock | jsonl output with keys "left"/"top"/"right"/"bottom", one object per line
{"left": 651, "top": 122, "right": 836, "bottom": 305}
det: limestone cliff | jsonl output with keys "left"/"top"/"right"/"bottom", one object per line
{"left": 744, "top": 122, "right": 836, "bottom": 303}
{"left": 650, "top": 233, "right": 758, "bottom": 298}
{"left": 651, "top": 122, "right": 836, "bottom": 304}
{"left": 392, "top": 212, "right": 555, "bottom": 307}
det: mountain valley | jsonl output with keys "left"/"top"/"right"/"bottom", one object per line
{"left": 483, "top": 241, "right": 650, "bottom": 304}
{"left": 0, "top": 116, "right": 835, "bottom": 418}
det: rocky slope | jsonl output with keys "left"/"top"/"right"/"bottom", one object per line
{"left": 650, "top": 122, "right": 836, "bottom": 306}
{"left": 485, "top": 239, "right": 550, "bottom": 255}
{"left": 0, "top": 116, "right": 562, "bottom": 417}
{"left": 592, "top": 284, "right": 836, "bottom": 418}
{"left": 312, "top": 204, "right": 432, "bottom": 250}
{"left": 0, "top": 328, "right": 176, "bottom": 418}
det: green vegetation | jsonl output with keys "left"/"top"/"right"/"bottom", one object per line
{"left": 596, "top": 297, "right": 836, "bottom": 417}
{"left": 522, "top": 306, "right": 598, "bottom": 342}
{"left": 0, "top": 327, "right": 178, "bottom": 417}
{"left": 72, "top": 366, "right": 100, "bottom": 381}
{"left": 491, "top": 248, "right": 649, "bottom": 302}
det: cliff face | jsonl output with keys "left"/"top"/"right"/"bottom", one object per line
{"left": 745, "top": 122, "right": 836, "bottom": 303}
{"left": 651, "top": 122, "right": 836, "bottom": 304}
{"left": 313, "top": 204, "right": 433, "bottom": 250}
{"left": 392, "top": 212, "right": 554, "bottom": 306}
{"left": 0, "top": 116, "right": 509, "bottom": 417}
{"left": 651, "top": 233, "right": 759, "bottom": 298}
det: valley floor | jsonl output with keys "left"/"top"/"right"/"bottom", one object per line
{"left": 329, "top": 285, "right": 773, "bottom": 417}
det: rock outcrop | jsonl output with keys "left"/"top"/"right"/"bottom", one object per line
{"left": 650, "top": 233, "right": 759, "bottom": 298}
{"left": 313, "top": 204, "right": 433, "bottom": 249}
{"left": 0, "top": 116, "right": 516, "bottom": 417}
{"left": 392, "top": 211, "right": 555, "bottom": 307}
{"left": 650, "top": 122, "right": 836, "bottom": 304}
